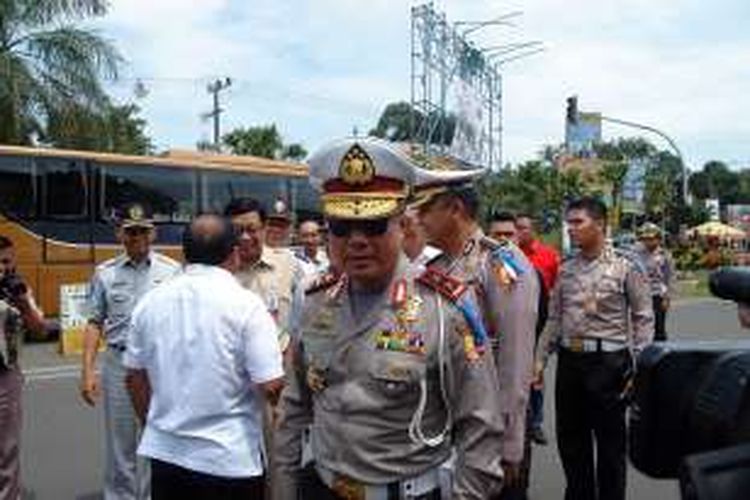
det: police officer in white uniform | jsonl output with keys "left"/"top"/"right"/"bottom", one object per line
{"left": 80, "top": 203, "right": 179, "bottom": 500}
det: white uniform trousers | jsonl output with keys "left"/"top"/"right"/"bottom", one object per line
{"left": 102, "top": 350, "right": 150, "bottom": 500}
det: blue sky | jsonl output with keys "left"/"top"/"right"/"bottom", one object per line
{"left": 97, "top": 0, "right": 750, "bottom": 171}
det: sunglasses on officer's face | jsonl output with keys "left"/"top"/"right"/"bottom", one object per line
{"left": 328, "top": 219, "right": 390, "bottom": 238}
{"left": 123, "top": 226, "right": 152, "bottom": 236}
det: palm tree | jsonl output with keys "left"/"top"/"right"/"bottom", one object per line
{"left": 0, "top": 0, "right": 121, "bottom": 144}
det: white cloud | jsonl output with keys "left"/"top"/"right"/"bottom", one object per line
{"left": 96, "top": 0, "right": 750, "bottom": 169}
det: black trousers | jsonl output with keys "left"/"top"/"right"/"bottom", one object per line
{"left": 151, "top": 459, "right": 265, "bottom": 500}
{"left": 299, "top": 465, "right": 441, "bottom": 500}
{"left": 652, "top": 296, "right": 667, "bottom": 341}
{"left": 555, "top": 349, "right": 630, "bottom": 500}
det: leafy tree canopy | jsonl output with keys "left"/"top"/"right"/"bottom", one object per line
{"left": 221, "top": 124, "right": 307, "bottom": 161}
{"left": 370, "top": 101, "right": 456, "bottom": 146}
{"left": 0, "top": 0, "right": 122, "bottom": 145}
{"left": 45, "top": 101, "right": 153, "bottom": 155}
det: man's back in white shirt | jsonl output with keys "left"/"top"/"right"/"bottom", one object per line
{"left": 124, "top": 264, "right": 283, "bottom": 478}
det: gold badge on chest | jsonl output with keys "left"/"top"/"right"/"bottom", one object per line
{"left": 396, "top": 295, "right": 423, "bottom": 325}
{"left": 311, "top": 308, "right": 335, "bottom": 330}
{"left": 306, "top": 364, "right": 327, "bottom": 393}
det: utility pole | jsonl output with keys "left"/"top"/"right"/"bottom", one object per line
{"left": 204, "top": 77, "right": 232, "bottom": 150}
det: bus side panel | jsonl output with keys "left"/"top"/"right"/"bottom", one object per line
{"left": 34, "top": 246, "right": 181, "bottom": 316}
{"left": 44, "top": 242, "right": 94, "bottom": 263}
{"left": 38, "top": 264, "right": 96, "bottom": 315}
{"left": 0, "top": 216, "right": 43, "bottom": 264}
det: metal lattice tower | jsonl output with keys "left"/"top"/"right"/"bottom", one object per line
{"left": 410, "top": 3, "right": 504, "bottom": 169}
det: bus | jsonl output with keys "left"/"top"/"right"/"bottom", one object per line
{"left": 0, "top": 145, "right": 320, "bottom": 316}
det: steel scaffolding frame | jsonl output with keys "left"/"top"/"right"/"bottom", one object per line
{"left": 410, "top": 3, "right": 503, "bottom": 169}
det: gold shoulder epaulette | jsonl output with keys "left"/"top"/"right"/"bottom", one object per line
{"left": 416, "top": 267, "right": 468, "bottom": 303}
{"left": 305, "top": 272, "right": 340, "bottom": 296}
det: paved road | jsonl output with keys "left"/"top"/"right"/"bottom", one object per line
{"left": 18, "top": 298, "right": 748, "bottom": 499}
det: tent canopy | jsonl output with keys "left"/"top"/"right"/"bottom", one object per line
{"left": 688, "top": 221, "right": 747, "bottom": 239}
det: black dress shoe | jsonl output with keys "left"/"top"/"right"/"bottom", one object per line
{"left": 530, "top": 427, "right": 548, "bottom": 445}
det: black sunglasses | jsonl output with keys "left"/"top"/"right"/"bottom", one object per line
{"left": 123, "top": 226, "right": 152, "bottom": 235}
{"left": 328, "top": 219, "right": 390, "bottom": 238}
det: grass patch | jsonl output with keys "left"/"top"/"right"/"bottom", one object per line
{"left": 676, "top": 270, "right": 711, "bottom": 299}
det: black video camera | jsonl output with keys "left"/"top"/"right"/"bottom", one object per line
{"left": 0, "top": 273, "right": 28, "bottom": 304}
{"left": 628, "top": 267, "right": 750, "bottom": 499}
{"left": 709, "top": 267, "right": 750, "bottom": 304}
{"left": 629, "top": 341, "right": 750, "bottom": 479}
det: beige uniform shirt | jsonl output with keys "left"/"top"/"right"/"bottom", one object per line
{"left": 88, "top": 252, "right": 180, "bottom": 346}
{"left": 537, "top": 244, "right": 654, "bottom": 366}
{"left": 633, "top": 243, "right": 675, "bottom": 298}
{"left": 275, "top": 257, "right": 505, "bottom": 500}
{"left": 428, "top": 230, "right": 538, "bottom": 463}
{"left": 236, "top": 246, "right": 304, "bottom": 349}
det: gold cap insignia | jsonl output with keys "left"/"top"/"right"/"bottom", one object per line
{"left": 128, "top": 204, "right": 144, "bottom": 221}
{"left": 339, "top": 143, "right": 375, "bottom": 186}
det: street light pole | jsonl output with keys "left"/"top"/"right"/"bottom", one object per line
{"left": 600, "top": 115, "right": 689, "bottom": 203}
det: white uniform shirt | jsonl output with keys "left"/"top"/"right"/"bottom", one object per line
{"left": 123, "top": 264, "right": 284, "bottom": 478}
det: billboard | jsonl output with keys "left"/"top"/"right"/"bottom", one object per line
{"left": 565, "top": 112, "right": 602, "bottom": 157}
{"left": 450, "top": 80, "right": 487, "bottom": 166}
{"left": 622, "top": 158, "right": 647, "bottom": 213}
{"left": 706, "top": 199, "right": 720, "bottom": 221}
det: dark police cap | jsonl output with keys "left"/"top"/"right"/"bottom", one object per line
{"left": 116, "top": 203, "right": 155, "bottom": 228}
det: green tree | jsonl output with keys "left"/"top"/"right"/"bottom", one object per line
{"left": 642, "top": 151, "right": 685, "bottom": 234}
{"left": 593, "top": 138, "right": 655, "bottom": 229}
{"left": 370, "top": 101, "right": 456, "bottom": 146}
{"left": 737, "top": 169, "right": 750, "bottom": 204}
{"left": 223, "top": 125, "right": 283, "bottom": 158}
{"left": 45, "top": 101, "right": 153, "bottom": 154}
{"left": 0, "top": 0, "right": 122, "bottom": 144}
{"left": 222, "top": 124, "right": 306, "bottom": 161}
{"left": 688, "top": 160, "right": 738, "bottom": 203}
{"left": 281, "top": 143, "right": 307, "bottom": 162}
{"left": 370, "top": 101, "right": 417, "bottom": 141}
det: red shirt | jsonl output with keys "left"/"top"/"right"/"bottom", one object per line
{"left": 521, "top": 239, "right": 560, "bottom": 295}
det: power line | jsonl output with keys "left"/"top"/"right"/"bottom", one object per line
{"left": 106, "top": 75, "right": 378, "bottom": 116}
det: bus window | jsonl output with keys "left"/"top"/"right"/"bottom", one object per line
{"left": 289, "top": 177, "right": 322, "bottom": 222}
{"left": 37, "top": 156, "right": 88, "bottom": 218}
{"left": 202, "top": 171, "right": 289, "bottom": 214}
{"left": 0, "top": 155, "right": 36, "bottom": 218}
{"left": 101, "top": 164, "right": 197, "bottom": 223}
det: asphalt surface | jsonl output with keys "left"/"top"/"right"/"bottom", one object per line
{"left": 18, "top": 297, "right": 748, "bottom": 499}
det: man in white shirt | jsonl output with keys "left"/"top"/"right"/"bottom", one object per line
{"left": 295, "top": 220, "right": 330, "bottom": 278}
{"left": 124, "top": 214, "right": 285, "bottom": 500}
